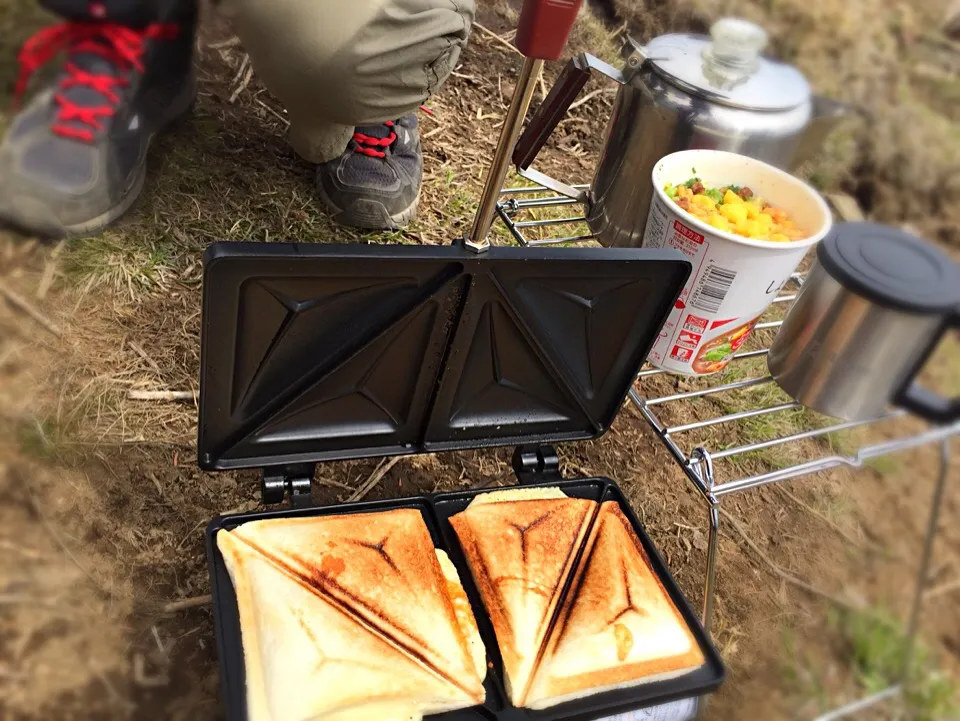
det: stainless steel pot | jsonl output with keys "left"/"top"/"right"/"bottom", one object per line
{"left": 512, "top": 18, "right": 849, "bottom": 248}
{"left": 768, "top": 224, "right": 960, "bottom": 423}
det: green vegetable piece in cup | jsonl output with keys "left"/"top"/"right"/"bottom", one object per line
{"left": 702, "top": 345, "right": 732, "bottom": 362}
{"left": 705, "top": 189, "right": 723, "bottom": 204}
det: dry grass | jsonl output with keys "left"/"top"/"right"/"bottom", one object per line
{"left": 1, "top": 0, "right": 959, "bottom": 719}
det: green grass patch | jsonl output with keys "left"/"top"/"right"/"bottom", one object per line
{"left": 15, "top": 416, "right": 84, "bottom": 465}
{"left": 832, "top": 608, "right": 960, "bottom": 721}
{"left": 62, "top": 235, "right": 179, "bottom": 297}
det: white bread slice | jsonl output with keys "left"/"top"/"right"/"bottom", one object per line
{"left": 435, "top": 549, "right": 487, "bottom": 681}
{"left": 449, "top": 496, "right": 597, "bottom": 706}
{"left": 524, "top": 502, "right": 705, "bottom": 709}
{"left": 467, "top": 487, "right": 567, "bottom": 507}
{"left": 216, "top": 531, "right": 473, "bottom": 721}
{"left": 232, "top": 509, "right": 484, "bottom": 705}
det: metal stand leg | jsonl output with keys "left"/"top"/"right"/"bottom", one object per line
{"left": 704, "top": 503, "right": 720, "bottom": 635}
{"left": 900, "top": 440, "right": 950, "bottom": 686}
{"left": 812, "top": 440, "right": 951, "bottom": 721}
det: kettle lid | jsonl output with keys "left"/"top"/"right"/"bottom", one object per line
{"left": 817, "top": 223, "right": 960, "bottom": 314}
{"left": 645, "top": 18, "right": 811, "bottom": 111}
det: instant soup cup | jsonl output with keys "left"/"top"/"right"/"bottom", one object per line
{"left": 642, "top": 150, "right": 832, "bottom": 376}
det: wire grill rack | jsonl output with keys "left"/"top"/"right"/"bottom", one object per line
{"left": 496, "top": 184, "right": 597, "bottom": 246}
{"left": 496, "top": 183, "right": 960, "bottom": 721}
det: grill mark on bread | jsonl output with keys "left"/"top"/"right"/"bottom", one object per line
{"left": 508, "top": 512, "right": 552, "bottom": 565}
{"left": 350, "top": 537, "right": 400, "bottom": 574}
{"left": 605, "top": 555, "right": 649, "bottom": 627}
{"left": 229, "top": 533, "right": 476, "bottom": 699}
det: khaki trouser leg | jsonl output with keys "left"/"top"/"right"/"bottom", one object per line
{"left": 219, "top": 0, "right": 474, "bottom": 163}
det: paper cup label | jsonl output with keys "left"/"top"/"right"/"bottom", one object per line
{"left": 643, "top": 193, "right": 809, "bottom": 375}
{"left": 598, "top": 697, "right": 698, "bottom": 721}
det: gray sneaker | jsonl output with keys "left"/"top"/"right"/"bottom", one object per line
{"left": 315, "top": 114, "right": 422, "bottom": 230}
{"left": 0, "top": 14, "right": 196, "bottom": 238}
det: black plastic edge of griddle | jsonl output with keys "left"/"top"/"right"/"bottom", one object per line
{"left": 207, "top": 479, "right": 724, "bottom": 721}
{"left": 197, "top": 242, "right": 692, "bottom": 471}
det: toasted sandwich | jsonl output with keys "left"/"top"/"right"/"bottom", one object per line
{"left": 217, "top": 509, "right": 486, "bottom": 721}
{"left": 448, "top": 488, "right": 597, "bottom": 706}
{"left": 524, "top": 502, "right": 705, "bottom": 709}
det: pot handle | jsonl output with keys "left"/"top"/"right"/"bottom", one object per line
{"left": 894, "top": 309, "right": 960, "bottom": 425}
{"left": 513, "top": 53, "right": 593, "bottom": 171}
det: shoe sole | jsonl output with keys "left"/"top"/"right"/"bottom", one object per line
{"left": 317, "top": 184, "right": 421, "bottom": 231}
{"left": 0, "top": 87, "right": 196, "bottom": 240}
{"left": 60, "top": 162, "right": 148, "bottom": 237}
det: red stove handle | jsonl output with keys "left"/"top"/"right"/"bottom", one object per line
{"left": 516, "top": 0, "right": 584, "bottom": 60}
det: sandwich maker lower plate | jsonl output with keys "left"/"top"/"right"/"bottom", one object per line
{"left": 207, "top": 478, "right": 725, "bottom": 721}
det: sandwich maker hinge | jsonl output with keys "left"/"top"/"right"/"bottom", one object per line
{"left": 511, "top": 445, "right": 562, "bottom": 485}
{"left": 260, "top": 463, "right": 316, "bottom": 508}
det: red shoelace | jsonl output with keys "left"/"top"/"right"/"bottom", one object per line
{"left": 15, "top": 21, "right": 178, "bottom": 143}
{"left": 352, "top": 120, "right": 397, "bottom": 159}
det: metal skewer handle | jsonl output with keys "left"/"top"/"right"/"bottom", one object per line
{"left": 466, "top": 0, "right": 584, "bottom": 251}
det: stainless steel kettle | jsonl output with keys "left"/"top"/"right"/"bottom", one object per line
{"left": 513, "top": 18, "right": 849, "bottom": 248}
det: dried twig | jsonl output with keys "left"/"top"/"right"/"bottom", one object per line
{"left": 132, "top": 653, "right": 169, "bottom": 688}
{"left": 347, "top": 456, "right": 402, "bottom": 502}
{"left": 925, "top": 578, "right": 960, "bottom": 599}
{"left": 0, "top": 594, "right": 60, "bottom": 608}
{"left": 0, "top": 285, "right": 62, "bottom": 337}
{"left": 472, "top": 22, "right": 521, "bottom": 55}
{"left": 208, "top": 36, "right": 241, "bottom": 49}
{"left": 128, "top": 340, "right": 163, "bottom": 376}
{"left": 230, "top": 64, "right": 255, "bottom": 104}
{"left": 721, "top": 509, "right": 861, "bottom": 612}
{"left": 255, "top": 98, "right": 290, "bottom": 128}
{"left": 127, "top": 390, "right": 194, "bottom": 401}
{"left": 316, "top": 478, "right": 355, "bottom": 491}
{"left": 231, "top": 53, "right": 250, "bottom": 87}
{"left": 162, "top": 595, "right": 212, "bottom": 614}
{"left": 568, "top": 87, "right": 617, "bottom": 111}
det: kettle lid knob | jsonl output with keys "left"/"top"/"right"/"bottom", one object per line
{"left": 707, "top": 17, "right": 768, "bottom": 73}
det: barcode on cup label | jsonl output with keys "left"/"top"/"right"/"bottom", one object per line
{"left": 690, "top": 265, "right": 737, "bottom": 313}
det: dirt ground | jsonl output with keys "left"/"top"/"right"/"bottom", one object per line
{"left": 1, "top": 0, "right": 960, "bottom": 720}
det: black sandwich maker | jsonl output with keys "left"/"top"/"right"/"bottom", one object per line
{"left": 198, "top": 240, "right": 725, "bottom": 721}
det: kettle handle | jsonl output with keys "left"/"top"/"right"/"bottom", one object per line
{"left": 513, "top": 54, "right": 592, "bottom": 171}
{"left": 894, "top": 309, "right": 960, "bottom": 425}
{"left": 512, "top": 53, "right": 625, "bottom": 177}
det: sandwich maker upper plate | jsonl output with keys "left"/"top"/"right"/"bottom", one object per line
{"left": 198, "top": 242, "right": 690, "bottom": 470}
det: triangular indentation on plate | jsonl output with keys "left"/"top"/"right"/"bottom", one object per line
{"left": 511, "top": 277, "right": 652, "bottom": 400}
{"left": 450, "top": 301, "right": 573, "bottom": 428}
{"left": 231, "top": 276, "right": 421, "bottom": 417}
{"left": 247, "top": 300, "right": 439, "bottom": 446}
